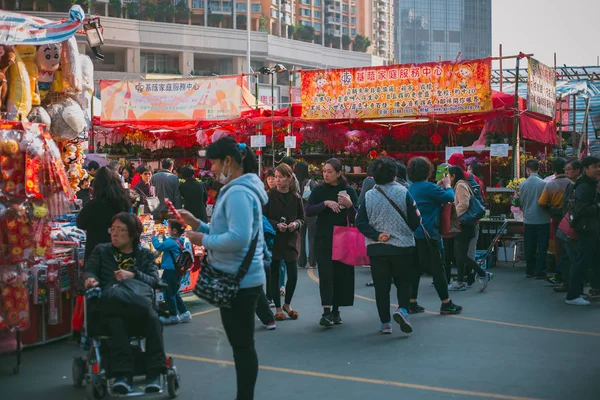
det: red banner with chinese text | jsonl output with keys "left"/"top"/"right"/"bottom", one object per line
{"left": 300, "top": 58, "right": 493, "bottom": 120}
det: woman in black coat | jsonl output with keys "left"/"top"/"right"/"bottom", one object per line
{"left": 179, "top": 165, "right": 208, "bottom": 222}
{"left": 263, "top": 164, "right": 305, "bottom": 321}
{"left": 133, "top": 165, "right": 153, "bottom": 215}
{"left": 77, "top": 167, "right": 131, "bottom": 262}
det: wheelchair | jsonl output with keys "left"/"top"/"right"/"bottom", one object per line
{"left": 72, "top": 285, "right": 181, "bottom": 399}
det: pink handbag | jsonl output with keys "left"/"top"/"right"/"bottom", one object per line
{"left": 332, "top": 219, "right": 370, "bottom": 266}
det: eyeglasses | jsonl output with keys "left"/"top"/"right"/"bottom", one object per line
{"left": 108, "top": 227, "right": 128, "bottom": 235}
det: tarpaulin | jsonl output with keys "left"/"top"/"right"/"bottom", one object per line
{"left": 0, "top": 6, "right": 84, "bottom": 45}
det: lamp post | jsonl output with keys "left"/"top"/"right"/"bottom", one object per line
{"left": 259, "top": 64, "right": 287, "bottom": 166}
{"left": 83, "top": 17, "right": 105, "bottom": 61}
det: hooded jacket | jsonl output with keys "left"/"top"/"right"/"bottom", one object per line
{"left": 197, "top": 173, "right": 268, "bottom": 289}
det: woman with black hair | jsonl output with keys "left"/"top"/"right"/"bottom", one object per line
{"left": 83, "top": 212, "right": 165, "bottom": 394}
{"left": 296, "top": 161, "right": 317, "bottom": 269}
{"left": 176, "top": 137, "right": 267, "bottom": 400}
{"left": 306, "top": 158, "right": 359, "bottom": 327}
{"left": 448, "top": 166, "right": 493, "bottom": 291}
{"left": 77, "top": 167, "right": 132, "bottom": 262}
{"left": 179, "top": 165, "right": 208, "bottom": 222}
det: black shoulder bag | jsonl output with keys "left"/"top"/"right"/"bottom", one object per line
{"left": 193, "top": 233, "right": 259, "bottom": 309}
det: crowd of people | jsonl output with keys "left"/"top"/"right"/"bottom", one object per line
{"left": 75, "top": 138, "right": 600, "bottom": 399}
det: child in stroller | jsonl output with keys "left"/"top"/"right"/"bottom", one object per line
{"left": 73, "top": 212, "right": 180, "bottom": 398}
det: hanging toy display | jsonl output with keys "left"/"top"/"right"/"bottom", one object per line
{"left": 59, "top": 140, "right": 87, "bottom": 192}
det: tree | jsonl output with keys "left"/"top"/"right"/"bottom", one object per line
{"left": 156, "top": 0, "right": 175, "bottom": 22}
{"left": 108, "top": 0, "right": 122, "bottom": 17}
{"left": 142, "top": 1, "right": 158, "bottom": 20}
{"left": 324, "top": 33, "right": 336, "bottom": 47}
{"left": 126, "top": 1, "right": 140, "bottom": 19}
{"left": 173, "top": 0, "right": 191, "bottom": 21}
{"left": 353, "top": 34, "right": 371, "bottom": 53}
{"left": 342, "top": 35, "right": 352, "bottom": 50}
{"left": 258, "top": 14, "right": 269, "bottom": 31}
{"left": 292, "top": 23, "right": 314, "bottom": 43}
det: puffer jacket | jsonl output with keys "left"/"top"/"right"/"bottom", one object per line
{"left": 83, "top": 243, "right": 159, "bottom": 289}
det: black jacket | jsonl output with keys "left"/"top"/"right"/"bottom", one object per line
{"left": 263, "top": 189, "right": 305, "bottom": 261}
{"left": 573, "top": 174, "right": 600, "bottom": 236}
{"left": 83, "top": 243, "right": 159, "bottom": 289}
{"left": 179, "top": 178, "right": 208, "bottom": 222}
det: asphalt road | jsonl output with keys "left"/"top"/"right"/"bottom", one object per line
{"left": 1, "top": 265, "right": 600, "bottom": 400}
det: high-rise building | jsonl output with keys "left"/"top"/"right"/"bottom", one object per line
{"left": 394, "top": 0, "right": 491, "bottom": 64}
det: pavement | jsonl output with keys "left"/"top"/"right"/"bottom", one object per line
{"left": 1, "top": 264, "right": 600, "bottom": 400}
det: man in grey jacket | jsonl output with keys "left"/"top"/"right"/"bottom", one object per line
{"left": 151, "top": 158, "right": 182, "bottom": 220}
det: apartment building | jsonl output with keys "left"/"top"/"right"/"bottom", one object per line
{"left": 394, "top": 0, "right": 491, "bottom": 63}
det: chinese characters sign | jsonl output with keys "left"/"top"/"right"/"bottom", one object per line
{"left": 100, "top": 76, "right": 242, "bottom": 121}
{"left": 527, "top": 58, "right": 556, "bottom": 118}
{"left": 300, "top": 59, "right": 492, "bottom": 120}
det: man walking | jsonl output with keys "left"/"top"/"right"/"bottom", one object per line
{"left": 151, "top": 158, "right": 182, "bottom": 221}
{"left": 520, "top": 159, "right": 551, "bottom": 279}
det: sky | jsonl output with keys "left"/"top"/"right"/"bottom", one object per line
{"left": 492, "top": 0, "right": 600, "bottom": 68}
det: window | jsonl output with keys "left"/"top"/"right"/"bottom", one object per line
{"left": 251, "top": 4, "right": 261, "bottom": 12}
{"left": 191, "top": 0, "right": 204, "bottom": 8}
{"left": 301, "top": 20, "right": 312, "bottom": 27}
{"left": 351, "top": 28, "right": 356, "bottom": 36}
{"left": 342, "top": 27, "right": 348, "bottom": 34}
{"left": 236, "top": 3, "right": 246, "bottom": 11}
{"left": 350, "top": 5, "right": 355, "bottom": 13}
{"left": 315, "top": 11, "right": 321, "bottom": 18}
{"left": 300, "top": 0, "right": 310, "bottom": 4}
{"left": 449, "top": 31, "right": 460, "bottom": 43}
{"left": 314, "top": 22, "right": 322, "bottom": 30}
{"left": 351, "top": 17, "right": 356, "bottom": 24}
{"left": 342, "top": 4, "right": 348, "bottom": 11}
{"left": 342, "top": 16, "right": 348, "bottom": 22}
{"left": 433, "top": 30, "right": 444, "bottom": 42}
{"left": 140, "top": 53, "right": 178, "bottom": 74}
{"left": 301, "top": 8, "right": 311, "bottom": 17}
{"left": 271, "top": 9, "right": 279, "bottom": 17}
{"left": 314, "top": 0, "right": 321, "bottom": 5}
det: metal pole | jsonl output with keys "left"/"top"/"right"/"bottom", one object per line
{"left": 271, "top": 75, "right": 275, "bottom": 167}
{"left": 246, "top": 0, "right": 251, "bottom": 79}
{"left": 558, "top": 95, "right": 563, "bottom": 152}
{"left": 578, "top": 97, "right": 591, "bottom": 157}
{"left": 499, "top": 44, "right": 503, "bottom": 92}
{"left": 572, "top": 95, "right": 577, "bottom": 153}
{"left": 511, "top": 54, "right": 521, "bottom": 179}
{"left": 287, "top": 68, "right": 293, "bottom": 156}
{"left": 255, "top": 74, "right": 261, "bottom": 176}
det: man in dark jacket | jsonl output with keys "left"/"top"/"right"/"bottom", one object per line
{"left": 566, "top": 156, "right": 600, "bottom": 306}
{"left": 179, "top": 165, "right": 208, "bottom": 222}
{"left": 151, "top": 158, "right": 182, "bottom": 221}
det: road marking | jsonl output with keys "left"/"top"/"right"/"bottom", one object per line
{"left": 308, "top": 269, "right": 600, "bottom": 338}
{"left": 167, "top": 352, "right": 543, "bottom": 400}
{"left": 190, "top": 307, "right": 219, "bottom": 317}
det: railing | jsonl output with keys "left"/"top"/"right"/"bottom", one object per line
{"left": 191, "top": 0, "right": 205, "bottom": 9}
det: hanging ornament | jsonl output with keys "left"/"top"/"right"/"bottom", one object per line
{"left": 430, "top": 133, "right": 442, "bottom": 147}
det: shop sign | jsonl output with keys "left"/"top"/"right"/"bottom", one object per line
{"left": 100, "top": 76, "right": 242, "bottom": 121}
{"left": 527, "top": 58, "right": 556, "bottom": 118}
{"left": 301, "top": 58, "right": 493, "bottom": 120}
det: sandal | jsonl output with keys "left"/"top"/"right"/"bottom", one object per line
{"left": 274, "top": 312, "right": 286, "bottom": 321}
{"left": 282, "top": 305, "right": 299, "bottom": 320}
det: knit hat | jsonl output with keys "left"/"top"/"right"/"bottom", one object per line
{"left": 448, "top": 153, "right": 466, "bottom": 169}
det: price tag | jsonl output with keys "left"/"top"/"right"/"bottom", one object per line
{"left": 490, "top": 143, "right": 509, "bottom": 157}
{"left": 284, "top": 136, "right": 297, "bottom": 149}
{"left": 445, "top": 146, "right": 463, "bottom": 161}
{"left": 250, "top": 135, "right": 267, "bottom": 148}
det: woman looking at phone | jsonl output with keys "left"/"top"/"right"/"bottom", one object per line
{"left": 305, "top": 159, "right": 358, "bottom": 327}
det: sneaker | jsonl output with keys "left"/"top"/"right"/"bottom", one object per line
{"left": 408, "top": 302, "right": 425, "bottom": 314}
{"left": 112, "top": 376, "right": 133, "bottom": 395}
{"left": 479, "top": 272, "right": 493, "bottom": 292}
{"left": 466, "top": 271, "right": 476, "bottom": 287}
{"left": 380, "top": 322, "right": 392, "bottom": 334}
{"left": 545, "top": 276, "right": 560, "bottom": 286}
{"left": 268, "top": 300, "right": 275, "bottom": 308}
{"left": 159, "top": 315, "right": 180, "bottom": 325}
{"left": 393, "top": 308, "right": 413, "bottom": 333}
{"left": 365, "top": 281, "right": 375, "bottom": 287}
{"left": 320, "top": 312, "right": 334, "bottom": 328}
{"left": 264, "top": 322, "right": 277, "bottom": 330}
{"left": 179, "top": 311, "right": 192, "bottom": 323}
{"left": 440, "top": 300, "right": 463, "bottom": 315}
{"left": 448, "top": 281, "right": 467, "bottom": 291}
{"left": 144, "top": 375, "right": 161, "bottom": 394}
{"left": 553, "top": 284, "right": 569, "bottom": 293}
{"left": 565, "top": 297, "right": 591, "bottom": 306}
{"left": 332, "top": 312, "right": 343, "bottom": 325}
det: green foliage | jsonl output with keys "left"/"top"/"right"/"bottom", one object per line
{"left": 353, "top": 34, "right": 371, "bottom": 53}
{"left": 126, "top": 1, "right": 140, "bottom": 19}
{"left": 258, "top": 14, "right": 269, "bottom": 30}
{"left": 292, "top": 23, "right": 315, "bottom": 42}
{"left": 342, "top": 34, "right": 352, "bottom": 49}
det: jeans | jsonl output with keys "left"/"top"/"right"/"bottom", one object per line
{"left": 162, "top": 270, "right": 188, "bottom": 316}
{"left": 299, "top": 216, "right": 317, "bottom": 268}
{"left": 220, "top": 286, "right": 261, "bottom": 400}
{"left": 454, "top": 224, "right": 485, "bottom": 283}
{"left": 412, "top": 239, "right": 449, "bottom": 301}
{"left": 524, "top": 224, "right": 550, "bottom": 276}
{"left": 279, "top": 261, "right": 286, "bottom": 288}
{"left": 270, "top": 259, "right": 298, "bottom": 308}
{"left": 370, "top": 253, "right": 414, "bottom": 323}
{"left": 107, "top": 307, "right": 166, "bottom": 377}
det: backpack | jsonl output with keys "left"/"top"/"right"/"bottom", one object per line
{"left": 171, "top": 238, "right": 195, "bottom": 280}
{"left": 466, "top": 174, "right": 486, "bottom": 207}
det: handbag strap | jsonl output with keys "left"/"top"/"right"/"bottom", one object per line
{"left": 374, "top": 186, "right": 431, "bottom": 241}
{"left": 235, "top": 232, "right": 260, "bottom": 281}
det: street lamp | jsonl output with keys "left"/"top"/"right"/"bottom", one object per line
{"left": 83, "top": 17, "right": 105, "bottom": 61}
{"left": 259, "top": 64, "right": 287, "bottom": 166}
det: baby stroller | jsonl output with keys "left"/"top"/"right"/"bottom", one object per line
{"left": 72, "top": 284, "right": 181, "bottom": 399}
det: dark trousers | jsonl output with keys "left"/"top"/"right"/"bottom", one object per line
{"left": 524, "top": 223, "right": 550, "bottom": 275}
{"left": 412, "top": 239, "right": 449, "bottom": 301}
{"left": 255, "top": 288, "right": 275, "bottom": 326}
{"left": 442, "top": 237, "right": 455, "bottom": 282}
{"left": 551, "top": 218, "right": 563, "bottom": 273}
{"left": 162, "top": 269, "right": 188, "bottom": 316}
{"left": 454, "top": 224, "right": 485, "bottom": 283}
{"left": 299, "top": 216, "right": 317, "bottom": 268}
{"left": 107, "top": 307, "right": 166, "bottom": 376}
{"left": 220, "top": 286, "right": 261, "bottom": 400}
{"left": 270, "top": 259, "right": 298, "bottom": 308}
{"left": 370, "top": 254, "right": 414, "bottom": 323}
{"left": 316, "top": 255, "right": 355, "bottom": 307}
{"left": 567, "top": 236, "right": 600, "bottom": 300}
{"left": 557, "top": 237, "right": 571, "bottom": 280}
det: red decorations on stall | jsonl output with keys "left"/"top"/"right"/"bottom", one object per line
{"left": 430, "top": 133, "right": 443, "bottom": 147}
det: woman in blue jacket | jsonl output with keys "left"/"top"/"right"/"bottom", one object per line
{"left": 151, "top": 221, "right": 192, "bottom": 325}
{"left": 180, "top": 138, "right": 267, "bottom": 400}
